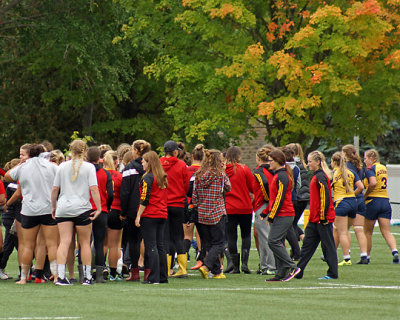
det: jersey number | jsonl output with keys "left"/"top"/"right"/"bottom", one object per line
{"left": 381, "top": 177, "right": 387, "bottom": 189}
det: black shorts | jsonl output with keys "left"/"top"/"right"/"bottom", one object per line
{"left": 108, "top": 209, "right": 123, "bottom": 230}
{"left": 15, "top": 211, "right": 22, "bottom": 223}
{"left": 21, "top": 214, "right": 56, "bottom": 229}
{"left": 56, "top": 210, "right": 92, "bottom": 226}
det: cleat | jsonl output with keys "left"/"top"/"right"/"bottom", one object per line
{"left": 318, "top": 275, "right": 336, "bottom": 280}
{"left": 55, "top": 277, "right": 72, "bottom": 286}
{"left": 393, "top": 253, "right": 399, "bottom": 264}
{"left": 357, "top": 259, "right": 369, "bottom": 265}
{"left": 109, "top": 274, "right": 123, "bottom": 281}
{"left": 338, "top": 260, "right": 352, "bottom": 266}
{"left": 282, "top": 267, "right": 301, "bottom": 282}
{"left": 262, "top": 269, "right": 276, "bottom": 276}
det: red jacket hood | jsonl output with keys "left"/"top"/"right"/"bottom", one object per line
{"left": 225, "top": 163, "right": 237, "bottom": 178}
{"left": 160, "top": 156, "right": 180, "bottom": 172}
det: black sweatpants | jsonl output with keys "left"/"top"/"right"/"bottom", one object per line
{"left": 166, "top": 207, "right": 185, "bottom": 255}
{"left": 124, "top": 216, "right": 142, "bottom": 268}
{"left": 202, "top": 218, "right": 225, "bottom": 275}
{"left": 0, "top": 218, "right": 18, "bottom": 269}
{"left": 297, "top": 222, "right": 338, "bottom": 279}
{"left": 226, "top": 214, "right": 252, "bottom": 254}
{"left": 141, "top": 217, "right": 167, "bottom": 283}
{"left": 92, "top": 212, "right": 108, "bottom": 266}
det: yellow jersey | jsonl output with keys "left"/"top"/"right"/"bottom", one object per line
{"left": 366, "top": 163, "right": 389, "bottom": 198}
{"left": 332, "top": 168, "right": 359, "bottom": 201}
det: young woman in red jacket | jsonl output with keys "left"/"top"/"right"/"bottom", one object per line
{"left": 103, "top": 151, "right": 124, "bottom": 281}
{"left": 160, "top": 140, "right": 189, "bottom": 277}
{"left": 224, "top": 146, "right": 254, "bottom": 274}
{"left": 135, "top": 151, "right": 168, "bottom": 284}
{"left": 296, "top": 151, "right": 338, "bottom": 280}
{"left": 260, "top": 149, "right": 300, "bottom": 282}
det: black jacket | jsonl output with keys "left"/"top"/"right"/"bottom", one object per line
{"left": 296, "top": 161, "right": 311, "bottom": 202}
{"left": 120, "top": 158, "right": 145, "bottom": 218}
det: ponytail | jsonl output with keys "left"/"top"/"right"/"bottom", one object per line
{"left": 332, "top": 151, "right": 351, "bottom": 193}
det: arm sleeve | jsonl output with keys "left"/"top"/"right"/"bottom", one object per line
{"left": 268, "top": 172, "right": 288, "bottom": 221}
{"left": 139, "top": 174, "right": 154, "bottom": 206}
{"left": 244, "top": 166, "right": 254, "bottom": 194}
{"left": 223, "top": 174, "right": 231, "bottom": 193}
{"left": 0, "top": 168, "right": 5, "bottom": 177}
{"left": 105, "top": 170, "right": 114, "bottom": 211}
{"left": 316, "top": 173, "right": 330, "bottom": 222}
{"left": 253, "top": 171, "right": 269, "bottom": 202}
{"left": 9, "top": 165, "right": 21, "bottom": 181}
{"left": 53, "top": 167, "right": 61, "bottom": 188}
{"left": 88, "top": 165, "right": 98, "bottom": 187}
{"left": 187, "top": 175, "right": 195, "bottom": 198}
{"left": 191, "top": 181, "right": 198, "bottom": 207}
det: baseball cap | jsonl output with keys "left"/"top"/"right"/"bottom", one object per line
{"left": 164, "top": 140, "right": 180, "bottom": 153}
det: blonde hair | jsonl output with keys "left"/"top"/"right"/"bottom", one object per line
{"left": 132, "top": 140, "right": 151, "bottom": 157}
{"left": 50, "top": 150, "right": 65, "bottom": 165}
{"left": 99, "top": 144, "right": 112, "bottom": 153}
{"left": 365, "top": 149, "right": 379, "bottom": 164}
{"left": 103, "top": 150, "right": 117, "bottom": 170}
{"left": 308, "top": 150, "right": 332, "bottom": 180}
{"left": 142, "top": 151, "right": 168, "bottom": 189}
{"left": 70, "top": 140, "right": 87, "bottom": 181}
{"left": 117, "top": 143, "right": 131, "bottom": 160}
{"left": 332, "top": 152, "right": 351, "bottom": 193}
{"left": 4, "top": 158, "right": 20, "bottom": 171}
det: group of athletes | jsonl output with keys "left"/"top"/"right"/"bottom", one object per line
{"left": 0, "top": 139, "right": 397, "bottom": 285}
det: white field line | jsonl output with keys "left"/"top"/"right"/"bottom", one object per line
{"left": 118, "top": 283, "right": 400, "bottom": 292}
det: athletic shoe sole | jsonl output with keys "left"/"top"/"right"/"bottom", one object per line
{"left": 282, "top": 267, "right": 301, "bottom": 282}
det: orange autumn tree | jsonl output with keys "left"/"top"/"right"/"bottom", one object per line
{"left": 121, "top": 0, "right": 400, "bottom": 148}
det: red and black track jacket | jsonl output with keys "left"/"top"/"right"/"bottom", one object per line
{"left": 139, "top": 173, "right": 167, "bottom": 219}
{"left": 106, "top": 169, "right": 122, "bottom": 211}
{"left": 267, "top": 168, "right": 295, "bottom": 222}
{"left": 309, "top": 169, "right": 335, "bottom": 224}
{"left": 160, "top": 156, "right": 189, "bottom": 208}
{"left": 225, "top": 163, "right": 254, "bottom": 215}
{"left": 120, "top": 158, "right": 145, "bottom": 218}
{"left": 187, "top": 164, "right": 201, "bottom": 199}
{"left": 0, "top": 168, "right": 5, "bottom": 177}
{"left": 253, "top": 164, "right": 274, "bottom": 212}
{"left": 90, "top": 163, "right": 114, "bottom": 213}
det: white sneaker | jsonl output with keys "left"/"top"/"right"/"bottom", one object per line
{"left": 0, "top": 269, "right": 10, "bottom": 280}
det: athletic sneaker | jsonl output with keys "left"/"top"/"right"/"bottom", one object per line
{"left": 142, "top": 280, "right": 159, "bottom": 284}
{"left": 318, "top": 275, "right": 336, "bottom": 280}
{"left": 262, "top": 269, "right": 276, "bottom": 276}
{"left": 34, "top": 277, "right": 46, "bottom": 284}
{"left": 55, "top": 277, "right": 72, "bottom": 286}
{"left": 212, "top": 273, "right": 226, "bottom": 279}
{"left": 357, "top": 258, "right": 369, "bottom": 265}
{"left": 338, "top": 260, "right": 352, "bottom": 266}
{"left": 265, "top": 276, "right": 283, "bottom": 282}
{"left": 0, "top": 269, "right": 10, "bottom": 280}
{"left": 69, "top": 278, "right": 78, "bottom": 283}
{"left": 282, "top": 267, "right": 301, "bottom": 282}
{"left": 393, "top": 253, "right": 399, "bottom": 264}
{"left": 109, "top": 274, "right": 123, "bottom": 281}
{"left": 320, "top": 255, "right": 326, "bottom": 262}
{"left": 82, "top": 278, "right": 94, "bottom": 285}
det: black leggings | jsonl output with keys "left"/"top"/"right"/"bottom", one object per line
{"left": 167, "top": 207, "right": 185, "bottom": 255}
{"left": 92, "top": 212, "right": 108, "bottom": 266}
{"left": 125, "top": 216, "right": 142, "bottom": 268}
{"left": 0, "top": 218, "right": 18, "bottom": 269}
{"left": 141, "top": 217, "right": 167, "bottom": 283}
{"left": 293, "top": 200, "right": 308, "bottom": 239}
{"left": 226, "top": 214, "right": 252, "bottom": 254}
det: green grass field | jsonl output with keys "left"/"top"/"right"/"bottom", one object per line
{"left": 0, "top": 226, "right": 399, "bottom": 320}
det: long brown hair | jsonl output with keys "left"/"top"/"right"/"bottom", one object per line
{"left": 142, "top": 151, "right": 168, "bottom": 189}
{"left": 365, "top": 149, "right": 379, "bottom": 164}
{"left": 269, "top": 149, "right": 294, "bottom": 190}
{"left": 195, "top": 149, "right": 224, "bottom": 181}
{"left": 332, "top": 151, "right": 351, "bottom": 193}
{"left": 342, "top": 144, "right": 361, "bottom": 171}
{"left": 287, "top": 143, "right": 307, "bottom": 169}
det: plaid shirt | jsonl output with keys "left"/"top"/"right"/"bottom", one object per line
{"left": 192, "top": 170, "right": 231, "bottom": 225}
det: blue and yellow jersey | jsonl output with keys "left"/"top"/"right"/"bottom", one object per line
{"left": 365, "top": 163, "right": 389, "bottom": 198}
{"left": 332, "top": 168, "right": 359, "bottom": 201}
